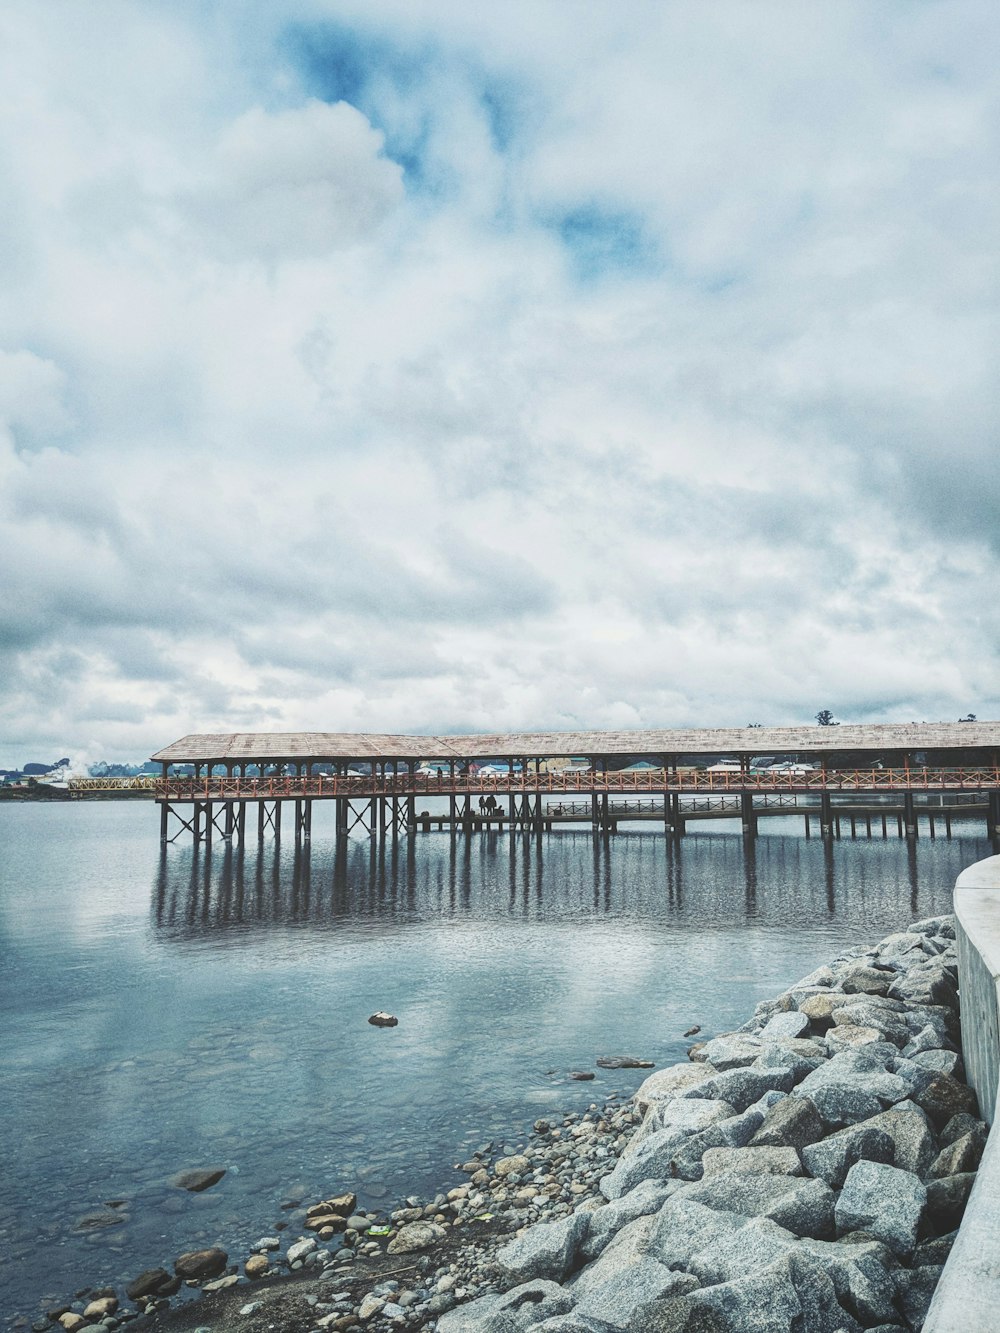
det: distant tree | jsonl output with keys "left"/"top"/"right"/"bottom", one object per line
{"left": 747, "top": 722, "right": 763, "bottom": 728}
{"left": 959, "top": 713, "right": 977, "bottom": 722}
{"left": 815, "top": 710, "right": 840, "bottom": 727}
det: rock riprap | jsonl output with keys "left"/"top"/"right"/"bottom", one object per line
{"left": 438, "top": 914, "right": 981, "bottom": 1333}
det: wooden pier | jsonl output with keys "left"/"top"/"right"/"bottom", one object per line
{"left": 150, "top": 723, "right": 1000, "bottom": 848}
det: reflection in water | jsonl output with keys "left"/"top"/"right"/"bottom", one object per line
{"left": 153, "top": 823, "right": 987, "bottom": 941}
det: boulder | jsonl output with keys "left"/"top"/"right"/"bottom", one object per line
{"left": 897, "top": 1263, "right": 945, "bottom": 1331}
{"left": 661, "top": 1106, "right": 771, "bottom": 1182}
{"left": 911, "top": 1049, "right": 961, "bottom": 1077}
{"left": 907, "top": 915, "right": 955, "bottom": 939}
{"left": 760, "top": 1011, "right": 810, "bottom": 1040}
{"left": 831, "top": 1004, "right": 910, "bottom": 1047}
{"left": 863, "top": 1106, "right": 936, "bottom": 1178}
{"left": 647, "top": 1251, "right": 861, "bottom": 1333}
{"left": 678, "top": 1170, "right": 835, "bottom": 1239}
{"left": 826, "top": 1025, "right": 886, "bottom": 1054}
{"left": 386, "top": 1220, "right": 447, "bottom": 1254}
{"left": 914, "top": 1074, "right": 978, "bottom": 1127}
{"left": 835, "top": 1161, "right": 926, "bottom": 1257}
{"left": 912, "top": 1230, "right": 957, "bottom": 1267}
{"left": 800, "top": 1123, "right": 895, "bottom": 1189}
{"left": 797, "top": 994, "right": 842, "bottom": 1026}
{"left": 569, "top": 1242, "right": 697, "bottom": 1326}
{"left": 436, "top": 1279, "right": 573, "bottom": 1333}
{"left": 174, "top": 1247, "right": 228, "bottom": 1280}
{"left": 840, "top": 965, "right": 893, "bottom": 996}
{"left": 125, "top": 1269, "right": 176, "bottom": 1301}
{"left": 623, "top": 1097, "right": 735, "bottom": 1158}
{"left": 749, "top": 1095, "right": 825, "bottom": 1150}
{"left": 699, "top": 1035, "right": 763, "bottom": 1070}
{"left": 368, "top": 1012, "right": 398, "bottom": 1026}
{"left": 244, "top": 1255, "right": 269, "bottom": 1278}
{"left": 938, "top": 1112, "right": 985, "bottom": 1149}
{"left": 633, "top": 1062, "right": 720, "bottom": 1111}
{"left": 496, "top": 1155, "right": 532, "bottom": 1178}
{"left": 599, "top": 1125, "right": 692, "bottom": 1199}
{"left": 701, "top": 1146, "right": 801, "bottom": 1178}
{"left": 497, "top": 1210, "right": 588, "bottom": 1282}
{"left": 647, "top": 1198, "right": 775, "bottom": 1274}
{"left": 171, "top": 1168, "right": 225, "bottom": 1193}
{"left": 580, "top": 1179, "right": 676, "bottom": 1261}
{"left": 928, "top": 1125, "right": 987, "bottom": 1178}
{"left": 924, "top": 1172, "right": 976, "bottom": 1231}
{"left": 678, "top": 1066, "right": 796, "bottom": 1112}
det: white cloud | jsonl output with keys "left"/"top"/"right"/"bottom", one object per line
{"left": 0, "top": 0, "right": 997, "bottom": 764}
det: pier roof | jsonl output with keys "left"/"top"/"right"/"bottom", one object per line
{"left": 151, "top": 721, "right": 1000, "bottom": 764}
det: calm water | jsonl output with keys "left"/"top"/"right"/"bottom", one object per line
{"left": 0, "top": 801, "right": 989, "bottom": 1324}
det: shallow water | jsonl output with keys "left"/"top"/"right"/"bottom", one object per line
{"left": 0, "top": 801, "right": 989, "bottom": 1324}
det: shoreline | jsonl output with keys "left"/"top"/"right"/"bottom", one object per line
{"left": 23, "top": 911, "right": 983, "bottom": 1333}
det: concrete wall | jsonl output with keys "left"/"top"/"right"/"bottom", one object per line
{"left": 924, "top": 853, "right": 1000, "bottom": 1331}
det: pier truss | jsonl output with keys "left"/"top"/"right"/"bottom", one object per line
{"left": 150, "top": 723, "right": 1000, "bottom": 848}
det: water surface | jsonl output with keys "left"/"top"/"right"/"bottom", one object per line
{"left": 0, "top": 801, "right": 988, "bottom": 1325}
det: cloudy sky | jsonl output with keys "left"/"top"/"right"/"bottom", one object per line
{"left": 1, "top": 0, "right": 998, "bottom": 765}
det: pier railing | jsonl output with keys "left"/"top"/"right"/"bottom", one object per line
{"left": 154, "top": 766, "right": 1000, "bottom": 802}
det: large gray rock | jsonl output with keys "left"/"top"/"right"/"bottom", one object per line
{"left": 661, "top": 1105, "right": 771, "bottom": 1181}
{"left": 437, "top": 1280, "right": 573, "bottom": 1333}
{"left": 795, "top": 1051, "right": 911, "bottom": 1127}
{"left": 580, "top": 1180, "right": 676, "bottom": 1261}
{"left": 840, "top": 965, "right": 893, "bottom": 996}
{"left": 835, "top": 1160, "right": 926, "bottom": 1257}
{"left": 897, "top": 1263, "right": 945, "bottom": 1331}
{"left": 924, "top": 1171, "right": 976, "bottom": 1231}
{"left": 800, "top": 1122, "right": 895, "bottom": 1188}
{"left": 678, "top": 1066, "right": 796, "bottom": 1112}
{"left": 568, "top": 1236, "right": 697, "bottom": 1328}
{"left": 699, "top": 1034, "right": 763, "bottom": 1070}
{"left": 928, "top": 1125, "right": 987, "bottom": 1178}
{"left": 677, "top": 1169, "right": 835, "bottom": 1238}
{"left": 795, "top": 1237, "right": 901, "bottom": 1327}
{"left": 911, "top": 1048, "right": 961, "bottom": 1077}
{"left": 623, "top": 1097, "right": 736, "bottom": 1158}
{"left": 907, "top": 915, "right": 955, "bottom": 939}
{"left": 751, "top": 1046, "right": 820, "bottom": 1084}
{"left": 647, "top": 1198, "right": 773, "bottom": 1274}
{"left": 864, "top": 1106, "right": 936, "bottom": 1177}
{"left": 760, "top": 1011, "right": 810, "bottom": 1040}
{"left": 749, "top": 1094, "right": 825, "bottom": 1150}
{"left": 526, "top": 1317, "right": 619, "bottom": 1333}
{"left": 701, "top": 1146, "right": 801, "bottom": 1178}
{"left": 913, "top": 1073, "right": 979, "bottom": 1127}
{"left": 498, "top": 1211, "right": 589, "bottom": 1282}
{"left": 939, "top": 1112, "right": 985, "bottom": 1149}
{"left": 386, "top": 1220, "right": 447, "bottom": 1253}
{"left": 599, "top": 1127, "right": 691, "bottom": 1199}
{"left": 831, "top": 1003, "right": 910, "bottom": 1047}
{"left": 648, "top": 1252, "right": 861, "bottom": 1333}
{"left": 633, "top": 1063, "right": 720, "bottom": 1112}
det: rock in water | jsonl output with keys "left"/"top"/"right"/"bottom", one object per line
{"left": 683, "top": 1026, "right": 701, "bottom": 1037}
{"left": 174, "top": 1247, "right": 228, "bottom": 1280}
{"left": 596, "top": 1056, "right": 655, "bottom": 1069}
{"left": 369, "top": 1012, "right": 398, "bottom": 1027}
{"left": 171, "top": 1168, "right": 226, "bottom": 1192}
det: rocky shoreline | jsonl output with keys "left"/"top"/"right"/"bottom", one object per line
{"left": 28, "top": 914, "right": 981, "bottom": 1333}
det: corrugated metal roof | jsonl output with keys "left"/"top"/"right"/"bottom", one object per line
{"left": 150, "top": 722, "right": 1000, "bottom": 764}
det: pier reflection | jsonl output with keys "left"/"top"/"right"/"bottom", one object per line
{"left": 151, "top": 824, "right": 991, "bottom": 941}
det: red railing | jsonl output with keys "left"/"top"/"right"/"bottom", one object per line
{"left": 155, "top": 766, "right": 1000, "bottom": 802}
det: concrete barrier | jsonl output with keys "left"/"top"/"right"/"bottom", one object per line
{"left": 925, "top": 853, "right": 1000, "bottom": 1331}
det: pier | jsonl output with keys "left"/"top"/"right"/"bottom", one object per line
{"left": 151, "top": 723, "right": 1000, "bottom": 847}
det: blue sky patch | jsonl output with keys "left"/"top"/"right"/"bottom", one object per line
{"left": 552, "top": 205, "right": 659, "bottom": 281}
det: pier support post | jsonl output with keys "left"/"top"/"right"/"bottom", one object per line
{"left": 989, "top": 792, "right": 1000, "bottom": 844}
{"left": 159, "top": 801, "right": 168, "bottom": 842}
{"left": 904, "top": 791, "right": 917, "bottom": 838}
{"left": 820, "top": 792, "right": 833, "bottom": 840}
{"left": 740, "top": 792, "right": 756, "bottom": 838}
